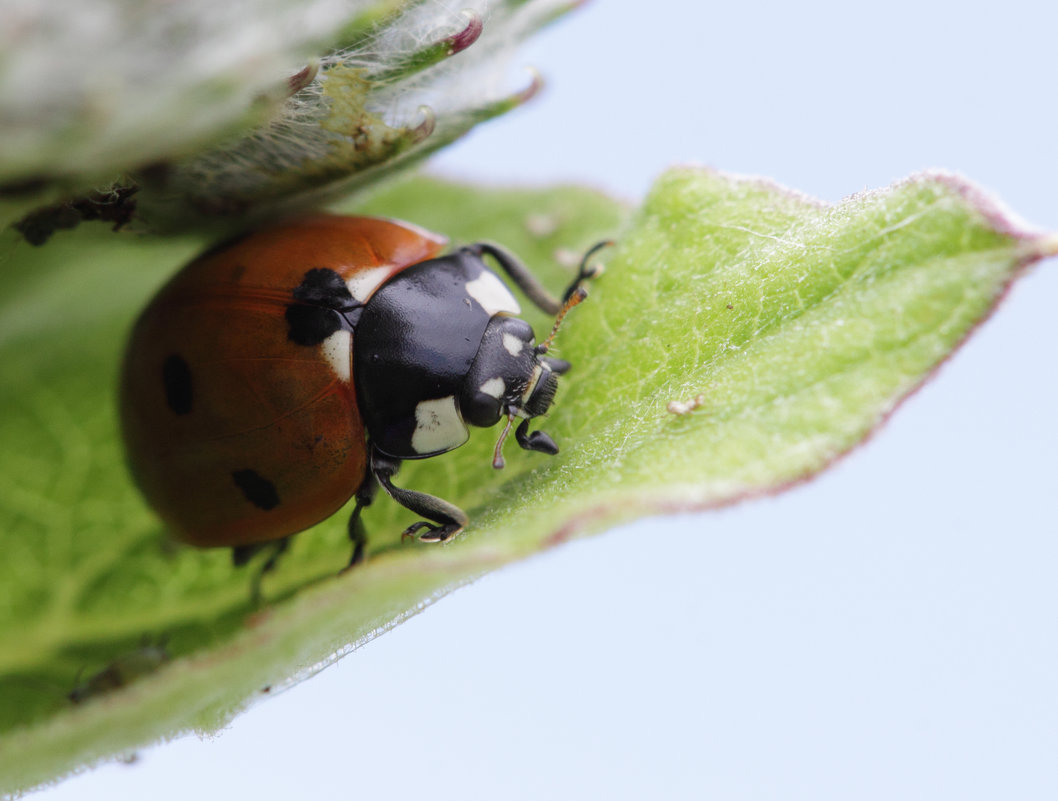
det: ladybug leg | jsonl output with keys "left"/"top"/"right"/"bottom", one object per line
{"left": 342, "top": 473, "right": 379, "bottom": 572}
{"left": 561, "top": 240, "right": 611, "bottom": 302}
{"left": 470, "top": 239, "right": 608, "bottom": 313}
{"left": 469, "top": 242, "right": 562, "bottom": 314}
{"left": 370, "top": 447, "right": 468, "bottom": 544}
{"left": 232, "top": 538, "right": 291, "bottom": 606}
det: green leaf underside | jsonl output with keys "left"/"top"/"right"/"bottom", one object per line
{"left": 0, "top": 170, "right": 1049, "bottom": 792}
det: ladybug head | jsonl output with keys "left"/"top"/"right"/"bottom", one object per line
{"left": 460, "top": 315, "right": 572, "bottom": 466}
{"left": 459, "top": 262, "right": 593, "bottom": 469}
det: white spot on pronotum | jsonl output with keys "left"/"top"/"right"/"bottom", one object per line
{"left": 320, "top": 330, "right": 351, "bottom": 383}
{"left": 479, "top": 377, "right": 505, "bottom": 399}
{"left": 412, "top": 396, "right": 467, "bottom": 455}
{"left": 465, "top": 272, "right": 520, "bottom": 315}
{"left": 346, "top": 266, "right": 392, "bottom": 302}
{"left": 502, "top": 333, "right": 524, "bottom": 357}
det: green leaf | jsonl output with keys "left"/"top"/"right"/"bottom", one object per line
{"left": 0, "top": 169, "right": 1051, "bottom": 793}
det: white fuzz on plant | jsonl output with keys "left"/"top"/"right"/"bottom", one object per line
{"left": 0, "top": 0, "right": 366, "bottom": 183}
{"left": 1, "top": 0, "right": 579, "bottom": 233}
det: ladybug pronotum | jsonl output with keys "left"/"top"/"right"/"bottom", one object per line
{"left": 120, "top": 215, "right": 598, "bottom": 576}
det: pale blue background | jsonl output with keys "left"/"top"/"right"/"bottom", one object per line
{"left": 39, "top": 1, "right": 1058, "bottom": 798}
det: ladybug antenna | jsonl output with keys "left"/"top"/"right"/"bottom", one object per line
{"left": 492, "top": 413, "right": 516, "bottom": 469}
{"left": 536, "top": 240, "right": 612, "bottom": 357}
{"left": 537, "top": 288, "right": 586, "bottom": 355}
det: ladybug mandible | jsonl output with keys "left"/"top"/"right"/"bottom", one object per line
{"left": 120, "top": 215, "right": 599, "bottom": 574}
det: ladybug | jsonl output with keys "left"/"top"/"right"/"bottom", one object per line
{"left": 120, "top": 215, "right": 599, "bottom": 577}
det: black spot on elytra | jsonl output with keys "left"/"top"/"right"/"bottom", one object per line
{"left": 292, "top": 267, "right": 354, "bottom": 306}
{"left": 162, "top": 354, "right": 193, "bottom": 414}
{"left": 286, "top": 268, "right": 363, "bottom": 346}
{"left": 231, "top": 469, "right": 280, "bottom": 510}
{"left": 285, "top": 305, "right": 341, "bottom": 346}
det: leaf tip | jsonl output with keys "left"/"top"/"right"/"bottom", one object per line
{"left": 1028, "top": 232, "right": 1058, "bottom": 260}
{"left": 914, "top": 169, "right": 1048, "bottom": 243}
